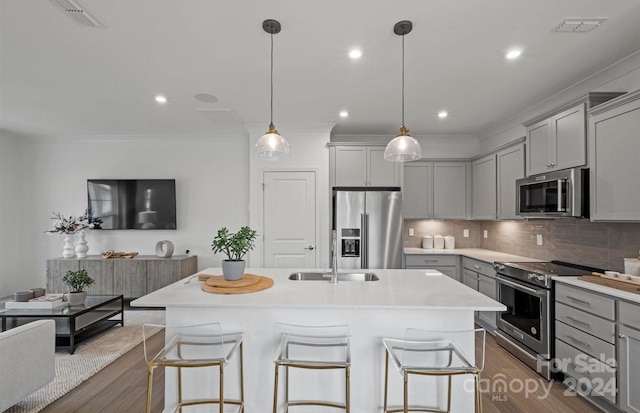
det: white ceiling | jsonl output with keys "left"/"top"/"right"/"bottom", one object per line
{"left": 1, "top": 0, "right": 640, "bottom": 139}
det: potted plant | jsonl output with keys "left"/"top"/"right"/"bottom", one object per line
{"left": 211, "top": 226, "right": 258, "bottom": 280}
{"left": 62, "top": 268, "right": 95, "bottom": 305}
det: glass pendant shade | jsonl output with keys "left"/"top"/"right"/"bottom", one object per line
{"left": 384, "top": 125, "right": 422, "bottom": 162}
{"left": 255, "top": 123, "right": 290, "bottom": 160}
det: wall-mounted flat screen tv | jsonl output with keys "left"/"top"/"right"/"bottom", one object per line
{"left": 87, "top": 179, "right": 177, "bottom": 230}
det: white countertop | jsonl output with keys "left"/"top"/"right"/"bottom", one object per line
{"left": 552, "top": 276, "right": 640, "bottom": 305}
{"left": 131, "top": 267, "right": 506, "bottom": 311}
{"left": 404, "top": 247, "right": 541, "bottom": 263}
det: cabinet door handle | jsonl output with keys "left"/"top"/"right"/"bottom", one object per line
{"left": 619, "top": 334, "right": 626, "bottom": 339}
{"left": 473, "top": 265, "right": 481, "bottom": 269}
{"left": 566, "top": 295, "right": 590, "bottom": 306}
{"left": 303, "top": 245, "right": 315, "bottom": 250}
{"left": 566, "top": 315, "right": 591, "bottom": 328}
{"left": 566, "top": 335, "right": 591, "bottom": 349}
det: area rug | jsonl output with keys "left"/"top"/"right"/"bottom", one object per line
{"left": 6, "top": 310, "right": 165, "bottom": 413}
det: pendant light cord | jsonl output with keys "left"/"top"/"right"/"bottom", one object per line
{"left": 270, "top": 31, "right": 274, "bottom": 126}
{"left": 401, "top": 29, "right": 405, "bottom": 127}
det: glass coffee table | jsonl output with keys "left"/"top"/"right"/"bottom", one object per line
{"left": 0, "top": 295, "right": 124, "bottom": 353}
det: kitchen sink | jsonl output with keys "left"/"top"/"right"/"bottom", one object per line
{"left": 288, "top": 272, "right": 379, "bottom": 282}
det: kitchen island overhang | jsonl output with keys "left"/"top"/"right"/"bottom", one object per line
{"left": 132, "top": 268, "right": 505, "bottom": 412}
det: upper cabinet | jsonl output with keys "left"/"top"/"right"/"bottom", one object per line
{"left": 404, "top": 161, "right": 467, "bottom": 219}
{"left": 471, "top": 142, "right": 524, "bottom": 220}
{"left": 588, "top": 90, "right": 640, "bottom": 221}
{"left": 524, "top": 92, "right": 624, "bottom": 176}
{"left": 329, "top": 144, "right": 402, "bottom": 187}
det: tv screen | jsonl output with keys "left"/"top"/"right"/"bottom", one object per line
{"left": 87, "top": 179, "right": 177, "bottom": 230}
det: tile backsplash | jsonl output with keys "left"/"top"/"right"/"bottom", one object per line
{"left": 404, "top": 219, "right": 640, "bottom": 272}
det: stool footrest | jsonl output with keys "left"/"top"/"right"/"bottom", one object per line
{"left": 287, "top": 399, "right": 347, "bottom": 409}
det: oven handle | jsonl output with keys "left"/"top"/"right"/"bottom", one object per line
{"left": 497, "top": 276, "right": 545, "bottom": 296}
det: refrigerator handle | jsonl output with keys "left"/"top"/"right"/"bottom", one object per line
{"left": 361, "top": 213, "right": 368, "bottom": 269}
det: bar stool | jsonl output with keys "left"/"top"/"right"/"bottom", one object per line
{"left": 382, "top": 328, "right": 485, "bottom": 413}
{"left": 143, "top": 322, "right": 245, "bottom": 413}
{"left": 272, "top": 323, "right": 351, "bottom": 412}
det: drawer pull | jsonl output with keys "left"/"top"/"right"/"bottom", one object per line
{"left": 567, "top": 335, "right": 591, "bottom": 349}
{"left": 566, "top": 295, "right": 590, "bottom": 306}
{"left": 423, "top": 260, "right": 438, "bottom": 263}
{"left": 473, "top": 265, "right": 481, "bottom": 269}
{"left": 619, "top": 334, "right": 626, "bottom": 339}
{"left": 567, "top": 362, "right": 592, "bottom": 376}
{"left": 566, "top": 316, "right": 591, "bottom": 328}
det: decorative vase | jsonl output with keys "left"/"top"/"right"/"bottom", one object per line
{"left": 221, "top": 260, "right": 245, "bottom": 281}
{"left": 75, "top": 230, "right": 89, "bottom": 258}
{"left": 66, "top": 291, "right": 86, "bottom": 306}
{"left": 62, "top": 234, "right": 75, "bottom": 258}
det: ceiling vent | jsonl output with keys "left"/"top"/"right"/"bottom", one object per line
{"left": 552, "top": 18, "right": 607, "bottom": 33}
{"left": 49, "top": 0, "right": 105, "bottom": 27}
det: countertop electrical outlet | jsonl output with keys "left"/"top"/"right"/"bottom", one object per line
{"left": 483, "top": 230, "right": 488, "bottom": 239}
{"left": 409, "top": 228, "right": 414, "bottom": 236}
{"left": 463, "top": 229, "right": 469, "bottom": 237}
{"left": 537, "top": 234, "right": 543, "bottom": 246}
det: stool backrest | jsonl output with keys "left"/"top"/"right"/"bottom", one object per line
{"left": 402, "top": 327, "right": 486, "bottom": 371}
{"left": 273, "top": 323, "right": 350, "bottom": 364}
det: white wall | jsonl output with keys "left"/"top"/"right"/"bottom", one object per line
{"left": 247, "top": 123, "right": 333, "bottom": 268}
{"left": 7, "top": 134, "right": 249, "bottom": 292}
{"left": 0, "top": 132, "right": 22, "bottom": 296}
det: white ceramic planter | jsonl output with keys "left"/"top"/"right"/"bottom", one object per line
{"left": 221, "top": 260, "right": 245, "bottom": 281}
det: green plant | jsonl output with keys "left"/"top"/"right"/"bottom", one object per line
{"left": 211, "top": 226, "right": 258, "bottom": 261}
{"left": 62, "top": 269, "right": 95, "bottom": 292}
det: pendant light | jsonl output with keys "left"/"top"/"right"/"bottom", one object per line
{"left": 384, "top": 20, "right": 423, "bottom": 162}
{"left": 255, "top": 19, "right": 290, "bottom": 160}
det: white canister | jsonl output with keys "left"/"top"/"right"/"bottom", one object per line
{"left": 422, "top": 235, "right": 433, "bottom": 249}
{"left": 624, "top": 258, "right": 640, "bottom": 276}
{"left": 444, "top": 235, "right": 455, "bottom": 249}
{"left": 433, "top": 235, "right": 445, "bottom": 249}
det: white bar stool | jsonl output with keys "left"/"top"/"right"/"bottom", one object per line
{"left": 143, "top": 322, "right": 245, "bottom": 413}
{"left": 272, "top": 323, "right": 351, "bottom": 412}
{"left": 382, "top": 328, "right": 486, "bottom": 413}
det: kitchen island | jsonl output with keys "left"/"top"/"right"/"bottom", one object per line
{"left": 132, "top": 267, "right": 505, "bottom": 412}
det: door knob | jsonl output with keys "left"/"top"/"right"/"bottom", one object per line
{"left": 304, "top": 245, "right": 315, "bottom": 250}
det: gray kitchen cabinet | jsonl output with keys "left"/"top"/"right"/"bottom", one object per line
{"left": 471, "top": 142, "right": 524, "bottom": 220}
{"left": 462, "top": 257, "right": 497, "bottom": 333}
{"left": 471, "top": 155, "right": 496, "bottom": 220}
{"left": 496, "top": 143, "right": 525, "bottom": 220}
{"left": 433, "top": 163, "right": 467, "bottom": 219}
{"left": 525, "top": 92, "right": 624, "bottom": 177}
{"left": 47, "top": 255, "right": 197, "bottom": 298}
{"left": 329, "top": 144, "right": 402, "bottom": 187}
{"left": 526, "top": 103, "right": 586, "bottom": 176}
{"left": 404, "top": 254, "right": 459, "bottom": 281}
{"left": 403, "top": 161, "right": 467, "bottom": 219}
{"left": 403, "top": 163, "right": 433, "bottom": 219}
{"left": 619, "top": 301, "right": 640, "bottom": 413}
{"left": 554, "top": 283, "right": 616, "bottom": 405}
{"left": 588, "top": 90, "right": 640, "bottom": 221}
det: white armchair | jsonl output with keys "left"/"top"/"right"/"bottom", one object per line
{"left": 0, "top": 320, "right": 55, "bottom": 411}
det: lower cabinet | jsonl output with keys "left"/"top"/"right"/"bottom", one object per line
{"left": 404, "top": 254, "right": 459, "bottom": 282}
{"left": 47, "top": 255, "right": 197, "bottom": 298}
{"left": 461, "top": 257, "right": 497, "bottom": 333}
{"left": 553, "top": 282, "right": 640, "bottom": 411}
{"left": 619, "top": 301, "right": 640, "bottom": 413}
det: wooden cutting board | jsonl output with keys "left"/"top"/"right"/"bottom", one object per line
{"left": 578, "top": 273, "right": 640, "bottom": 294}
{"left": 201, "top": 274, "right": 274, "bottom": 294}
{"left": 201, "top": 273, "right": 262, "bottom": 288}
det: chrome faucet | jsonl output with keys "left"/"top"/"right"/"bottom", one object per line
{"left": 330, "top": 230, "right": 339, "bottom": 283}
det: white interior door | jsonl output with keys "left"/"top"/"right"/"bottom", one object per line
{"left": 263, "top": 171, "right": 317, "bottom": 268}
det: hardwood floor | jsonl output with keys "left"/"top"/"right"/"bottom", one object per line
{"left": 40, "top": 330, "right": 603, "bottom": 412}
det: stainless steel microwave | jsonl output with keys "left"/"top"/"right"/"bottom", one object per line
{"left": 516, "top": 167, "right": 589, "bottom": 218}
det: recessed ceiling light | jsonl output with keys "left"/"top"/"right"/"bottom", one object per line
{"left": 154, "top": 95, "right": 168, "bottom": 104}
{"left": 438, "top": 111, "right": 448, "bottom": 119}
{"left": 506, "top": 49, "right": 522, "bottom": 60}
{"left": 339, "top": 110, "right": 349, "bottom": 118}
{"left": 349, "top": 49, "right": 362, "bottom": 59}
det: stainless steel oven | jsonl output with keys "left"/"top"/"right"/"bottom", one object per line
{"left": 496, "top": 274, "right": 551, "bottom": 358}
{"left": 492, "top": 261, "right": 597, "bottom": 380}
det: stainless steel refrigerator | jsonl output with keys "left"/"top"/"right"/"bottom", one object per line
{"left": 332, "top": 187, "right": 403, "bottom": 269}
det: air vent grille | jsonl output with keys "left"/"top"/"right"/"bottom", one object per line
{"left": 50, "top": 0, "right": 105, "bottom": 27}
{"left": 552, "top": 18, "right": 607, "bottom": 33}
